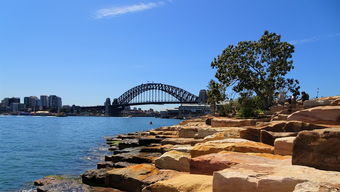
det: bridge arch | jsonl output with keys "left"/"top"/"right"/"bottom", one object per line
{"left": 115, "top": 83, "right": 199, "bottom": 105}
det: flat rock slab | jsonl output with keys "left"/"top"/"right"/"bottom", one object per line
{"left": 191, "top": 140, "right": 274, "bottom": 158}
{"left": 211, "top": 118, "right": 257, "bottom": 127}
{"left": 161, "top": 138, "right": 203, "bottom": 145}
{"left": 190, "top": 152, "right": 291, "bottom": 175}
{"left": 213, "top": 163, "right": 340, "bottom": 192}
{"left": 118, "top": 139, "right": 140, "bottom": 150}
{"left": 292, "top": 128, "right": 340, "bottom": 171}
{"left": 155, "top": 150, "right": 191, "bottom": 172}
{"left": 105, "top": 164, "right": 178, "bottom": 192}
{"left": 288, "top": 106, "right": 340, "bottom": 124}
{"left": 138, "top": 137, "right": 163, "bottom": 146}
{"left": 143, "top": 173, "right": 212, "bottom": 192}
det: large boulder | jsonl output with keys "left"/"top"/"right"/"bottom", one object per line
{"left": 213, "top": 163, "right": 340, "bottom": 192}
{"left": 287, "top": 106, "right": 340, "bottom": 124}
{"left": 191, "top": 139, "right": 274, "bottom": 158}
{"left": 142, "top": 174, "right": 212, "bottom": 192}
{"left": 260, "top": 130, "right": 297, "bottom": 146}
{"left": 292, "top": 128, "right": 340, "bottom": 171}
{"left": 82, "top": 169, "right": 110, "bottom": 187}
{"left": 274, "top": 137, "right": 295, "bottom": 155}
{"left": 240, "top": 121, "right": 327, "bottom": 142}
{"left": 105, "top": 164, "right": 178, "bottom": 192}
{"left": 211, "top": 118, "right": 257, "bottom": 127}
{"left": 178, "top": 127, "right": 197, "bottom": 138}
{"left": 190, "top": 152, "right": 290, "bottom": 175}
{"left": 155, "top": 150, "right": 191, "bottom": 172}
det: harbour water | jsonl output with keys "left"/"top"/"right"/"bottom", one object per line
{"left": 0, "top": 116, "right": 181, "bottom": 192}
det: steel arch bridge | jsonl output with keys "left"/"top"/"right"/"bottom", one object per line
{"left": 114, "top": 83, "right": 199, "bottom": 106}
{"left": 80, "top": 83, "right": 201, "bottom": 116}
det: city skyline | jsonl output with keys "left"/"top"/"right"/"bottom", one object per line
{"left": 1, "top": 0, "right": 339, "bottom": 107}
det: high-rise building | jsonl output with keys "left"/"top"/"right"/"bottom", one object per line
{"left": 48, "top": 95, "right": 62, "bottom": 109}
{"left": 24, "top": 97, "right": 30, "bottom": 108}
{"left": 8, "top": 97, "right": 20, "bottom": 106}
{"left": 40, "top": 95, "right": 49, "bottom": 110}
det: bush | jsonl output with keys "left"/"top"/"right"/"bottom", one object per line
{"left": 235, "top": 93, "right": 263, "bottom": 118}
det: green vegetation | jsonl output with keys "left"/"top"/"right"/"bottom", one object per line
{"left": 107, "top": 140, "right": 120, "bottom": 146}
{"left": 207, "top": 80, "right": 226, "bottom": 114}
{"left": 209, "top": 31, "right": 300, "bottom": 118}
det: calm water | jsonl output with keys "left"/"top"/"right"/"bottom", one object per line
{"left": 0, "top": 116, "right": 181, "bottom": 192}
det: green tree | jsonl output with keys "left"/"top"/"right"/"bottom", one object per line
{"left": 207, "top": 80, "right": 226, "bottom": 114}
{"left": 211, "top": 31, "right": 299, "bottom": 109}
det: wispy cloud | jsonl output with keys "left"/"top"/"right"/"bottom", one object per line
{"left": 289, "top": 33, "right": 340, "bottom": 45}
{"left": 95, "top": 1, "right": 166, "bottom": 19}
{"left": 289, "top": 36, "right": 319, "bottom": 45}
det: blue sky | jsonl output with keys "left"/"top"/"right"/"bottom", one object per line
{"left": 0, "top": 0, "right": 339, "bottom": 108}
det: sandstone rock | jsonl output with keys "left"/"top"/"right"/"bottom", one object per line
{"left": 113, "top": 162, "right": 137, "bottom": 168}
{"left": 292, "top": 128, "right": 340, "bottom": 171}
{"left": 274, "top": 137, "right": 295, "bottom": 155}
{"left": 37, "top": 179, "right": 92, "bottom": 192}
{"left": 118, "top": 139, "right": 140, "bottom": 149}
{"left": 191, "top": 139, "right": 274, "bottom": 158}
{"left": 178, "top": 127, "right": 197, "bottom": 138}
{"left": 288, "top": 106, "right": 340, "bottom": 124}
{"left": 155, "top": 150, "right": 191, "bottom": 172}
{"left": 303, "top": 100, "right": 332, "bottom": 108}
{"left": 161, "top": 138, "right": 203, "bottom": 145}
{"left": 190, "top": 152, "right": 290, "bottom": 175}
{"left": 213, "top": 164, "right": 340, "bottom": 192}
{"left": 142, "top": 174, "right": 212, "bottom": 192}
{"left": 195, "top": 128, "right": 219, "bottom": 139}
{"left": 138, "top": 137, "right": 163, "bottom": 146}
{"left": 260, "top": 130, "right": 297, "bottom": 146}
{"left": 105, "top": 164, "right": 178, "bottom": 192}
{"left": 240, "top": 127, "right": 262, "bottom": 142}
{"left": 170, "top": 145, "right": 193, "bottom": 153}
{"left": 97, "top": 161, "right": 114, "bottom": 169}
{"left": 202, "top": 127, "right": 245, "bottom": 142}
{"left": 240, "top": 121, "right": 326, "bottom": 142}
{"left": 34, "top": 176, "right": 61, "bottom": 186}
{"left": 211, "top": 118, "right": 257, "bottom": 127}
{"left": 92, "top": 187, "right": 124, "bottom": 192}
{"left": 82, "top": 168, "right": 109, "bottom": 187}
{"left": 293, "top": 181, "right": 340, "bottom": 192}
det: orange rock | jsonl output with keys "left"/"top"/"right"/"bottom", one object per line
{"left": 191, "top": 139, "right": 274, "bottom": 158}
{"left": 190, "top": 152, "right": 290, "bottom": 175}
{"left": 143, "top": 174, "right": 212, "bottom": 192}
{"left": 287, "top": 106, "right": 340, "bottom": 124}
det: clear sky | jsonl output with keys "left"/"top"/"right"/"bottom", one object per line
{"left": 0, "top": 0, "right": 339, "bottom": 108}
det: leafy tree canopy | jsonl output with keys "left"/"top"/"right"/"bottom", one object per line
{"left": 211, "top": 31, "right": 299, "bottom": 109}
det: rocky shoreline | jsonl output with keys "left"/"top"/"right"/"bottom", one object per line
{"left": 33, "top": 96, "right": 340, "bottom": 192}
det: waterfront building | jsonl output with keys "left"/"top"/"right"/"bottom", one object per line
{"left": 10, "top": 103, "right": 25, "bottom": 112}
{"left": 26, "top": 96, "right": 39, "bottom": 111}
{"left": 24, "top": 97, "right": 30, "bottom": 108}
{"left": 8, "top": 97, "right": 20, "bottom": 106}
{"left": 1, "top": 98, "right": 10, "bottom": 107}
{"left": 48, "top": 95, "right": 62, "bottom": 109}
{"left": 40, "top": 95, "right": 49, "bottom": 110}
